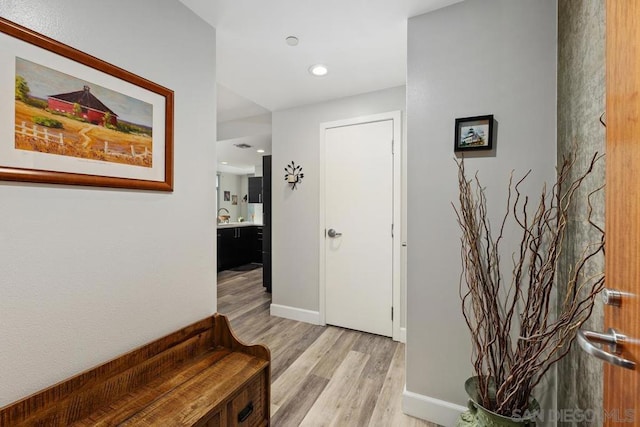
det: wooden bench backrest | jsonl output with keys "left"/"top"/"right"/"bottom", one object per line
{"left": 0, "top": 315, "right": 252, "bottom": 426}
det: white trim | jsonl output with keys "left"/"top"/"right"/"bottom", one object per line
{"left": 402, "top": 387, "right": 467, "bottom": 427}
{"left": 399, "top": 327, "right": 407, "bottom": 343}
{"left": 270, "top": 304, "right": 322, "bottom": 325}
{"left": 318, "top": 111, "right": 403, "bottom": 341}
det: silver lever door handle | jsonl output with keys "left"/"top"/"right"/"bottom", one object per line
{"left": 327, "top": 228, "right": 342, "bottom": 238}
{"left": 602, "top": 288, "right": 623, "bottom": 307}
{"left": 577, "top": 328, "right": 636, "bottom": 370}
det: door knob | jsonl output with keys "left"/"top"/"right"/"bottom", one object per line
{"left": 327, "top": 228, "right": 342, "bottom": 238}
{"left": 577, "top": 328, "right": 636, "bottom": 370}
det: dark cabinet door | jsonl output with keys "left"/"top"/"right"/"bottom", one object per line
{"left": 217, "top": 228, "right": 236, "bottom": 272}
{"left": 236, "top": 226, "right": 257, "bottom": 266}
{"left": 218, "top": 226, "right": 260, "bottom": 272}
{"left": 254, "top": 226, "right": 263, "bottom": 263}
{"left": 248, "top": 177, "right": 263, "bottom": 203}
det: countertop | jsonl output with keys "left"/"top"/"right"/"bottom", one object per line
{"left": 217, "top": 222, "right": 263, "bottom": 229}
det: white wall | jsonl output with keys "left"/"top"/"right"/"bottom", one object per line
{"left": 219, "top": 172, "right": 242, "bottom": 220}
{"left": 0, "top": 0, "right": 217, "bottom": 406}
{"left": 404, "top": 1, "right": 557, "bottom": 425}
{"left": 271, "top": 86, "right": 406, "bottom": 322}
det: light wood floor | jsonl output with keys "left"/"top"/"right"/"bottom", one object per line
{"left": 217, "top": 266, "right": 440, "bottom": 427}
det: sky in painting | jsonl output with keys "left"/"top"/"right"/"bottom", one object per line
{"left": 16, "top": 57, "right": 152, "bottom": 127}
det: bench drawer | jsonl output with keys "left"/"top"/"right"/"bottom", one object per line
{"left": 228, "top": 373, "right": 267, "bottom": 427}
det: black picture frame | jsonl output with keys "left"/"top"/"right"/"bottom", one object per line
{"left": 454, "top": 115, "right": 494, "bottom": 152}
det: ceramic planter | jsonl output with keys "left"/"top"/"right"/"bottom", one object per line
{"left": 456, "top": 377, "right": 539, "bottom": 427}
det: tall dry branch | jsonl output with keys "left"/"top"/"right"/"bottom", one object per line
{"left": 453, "top": 153, "right": 604, "bottom": 416}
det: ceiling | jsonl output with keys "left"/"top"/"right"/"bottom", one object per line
{"left": 217, "top": 133, "right": 271, "bottom": 174}
{"left": 216, "top": 84, "right": 271, "bottom": 174}
{"left": 217, "top": 84, "right": 270, "bottom": 123}
{"left": 180, "top": 0, "right": 462, "bottom": 112}
{"left": 179, "top": 0, "right": 462, "bottom": 173}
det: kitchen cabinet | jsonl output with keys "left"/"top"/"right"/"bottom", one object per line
{"left": 217, "top": 225, "right": 259, "bottom": 272}
{"left": 217, "top": 228, "right": 236, "bottom": 271}
{"left": 248, "top": 177, "right": 262, "bottom": 203}
{"left": 254, "top": 226, "right": 263, "bottom": 263}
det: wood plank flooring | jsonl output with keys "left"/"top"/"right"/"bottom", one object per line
{"left": 217, "top": 266, "right": 440, "bottom": 427}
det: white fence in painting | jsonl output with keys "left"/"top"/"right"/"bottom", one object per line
{"left": 15, "top": 121, "right": 64, "bottom": 145}
{"left": 103, "top": 141, "right": 151, "bottom": 160}
{"left": 15, "top": 121, "right": 151, "bottom": 160}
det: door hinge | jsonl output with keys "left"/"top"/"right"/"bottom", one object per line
{"left": 391, "top": 306, "right": 394, "bottom": 321}
{"left": 391, "top": 223, "right": 394, "bottom": 238}
{"left": 391, "top": 138, "right": 394, "bottom": 155}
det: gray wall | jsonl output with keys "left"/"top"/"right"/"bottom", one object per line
{"left": 405, "top": 1, "right": 557, "bottom": 424}
{"left": 557, "top": 1, "right": 606, "bottom": 424}
{"left": 271, "top": 86, "right": 406, "bottom": 319}
{"left": 0, "top": 0, "right": 216, "bottom": 405}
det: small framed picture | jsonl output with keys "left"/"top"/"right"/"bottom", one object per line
{"left": 232, "top": 195, "right": 238, "bottom": 205}
{"left": 224, "top": 191, "right": 230, "bottom": 201}
{"left": 454, "top": 115, "right": 494, "bottom": 152}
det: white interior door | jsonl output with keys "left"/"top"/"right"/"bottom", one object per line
{"left": 324, "top": 119, "right": 394, "bottom": 337}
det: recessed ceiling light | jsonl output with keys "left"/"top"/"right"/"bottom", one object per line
{"left": 285, "top": 36, "right": 299, "bottom": 46}
{"left": 309, "top": 64, "right": 328, "bottom": 77}
{"left": 257, "top": 149, "right": 265, "bottom": 153}
{"left": 221, "top": 161, "right": 228, "bottom": 165}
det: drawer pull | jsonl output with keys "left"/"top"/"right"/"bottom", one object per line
{"left": 237, "top": 401, "right": 254, "bottom": 423}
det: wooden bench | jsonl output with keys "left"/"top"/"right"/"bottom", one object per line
{"left": 0, "top": 314, "right": 270, "bottom": 426}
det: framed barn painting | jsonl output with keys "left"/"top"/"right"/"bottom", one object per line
{"left": 454, "top": 115, "right": 494, "bottom": 152}
{"left": 0, "top": 17, "right": 174, "bottom": 191}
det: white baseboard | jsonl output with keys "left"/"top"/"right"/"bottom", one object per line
{"left": 399, "top": 327, "right": 407, "bottom": 343}
{"left": 402, "top": 386, "right": 467, "bottom": 427}
{"left": 270, "top": 304, "right": 322, "bottom": 325}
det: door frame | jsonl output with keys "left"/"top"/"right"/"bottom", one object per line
{"left": 318, "top": 111, "right": 403, "bottom": 342}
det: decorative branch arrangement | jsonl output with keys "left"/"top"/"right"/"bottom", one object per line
{"left": 453, "top": 153, "right": 604, "bottom": 417}
{"left": 284, "top": 161, "right": 304, "bottom": 190}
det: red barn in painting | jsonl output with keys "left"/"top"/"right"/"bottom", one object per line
{"left": 47, "top": 85, "right": 118, "bottom": 126}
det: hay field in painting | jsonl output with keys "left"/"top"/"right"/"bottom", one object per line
{"left": 15, "top": 101, "right": 153, "bottom": 167}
